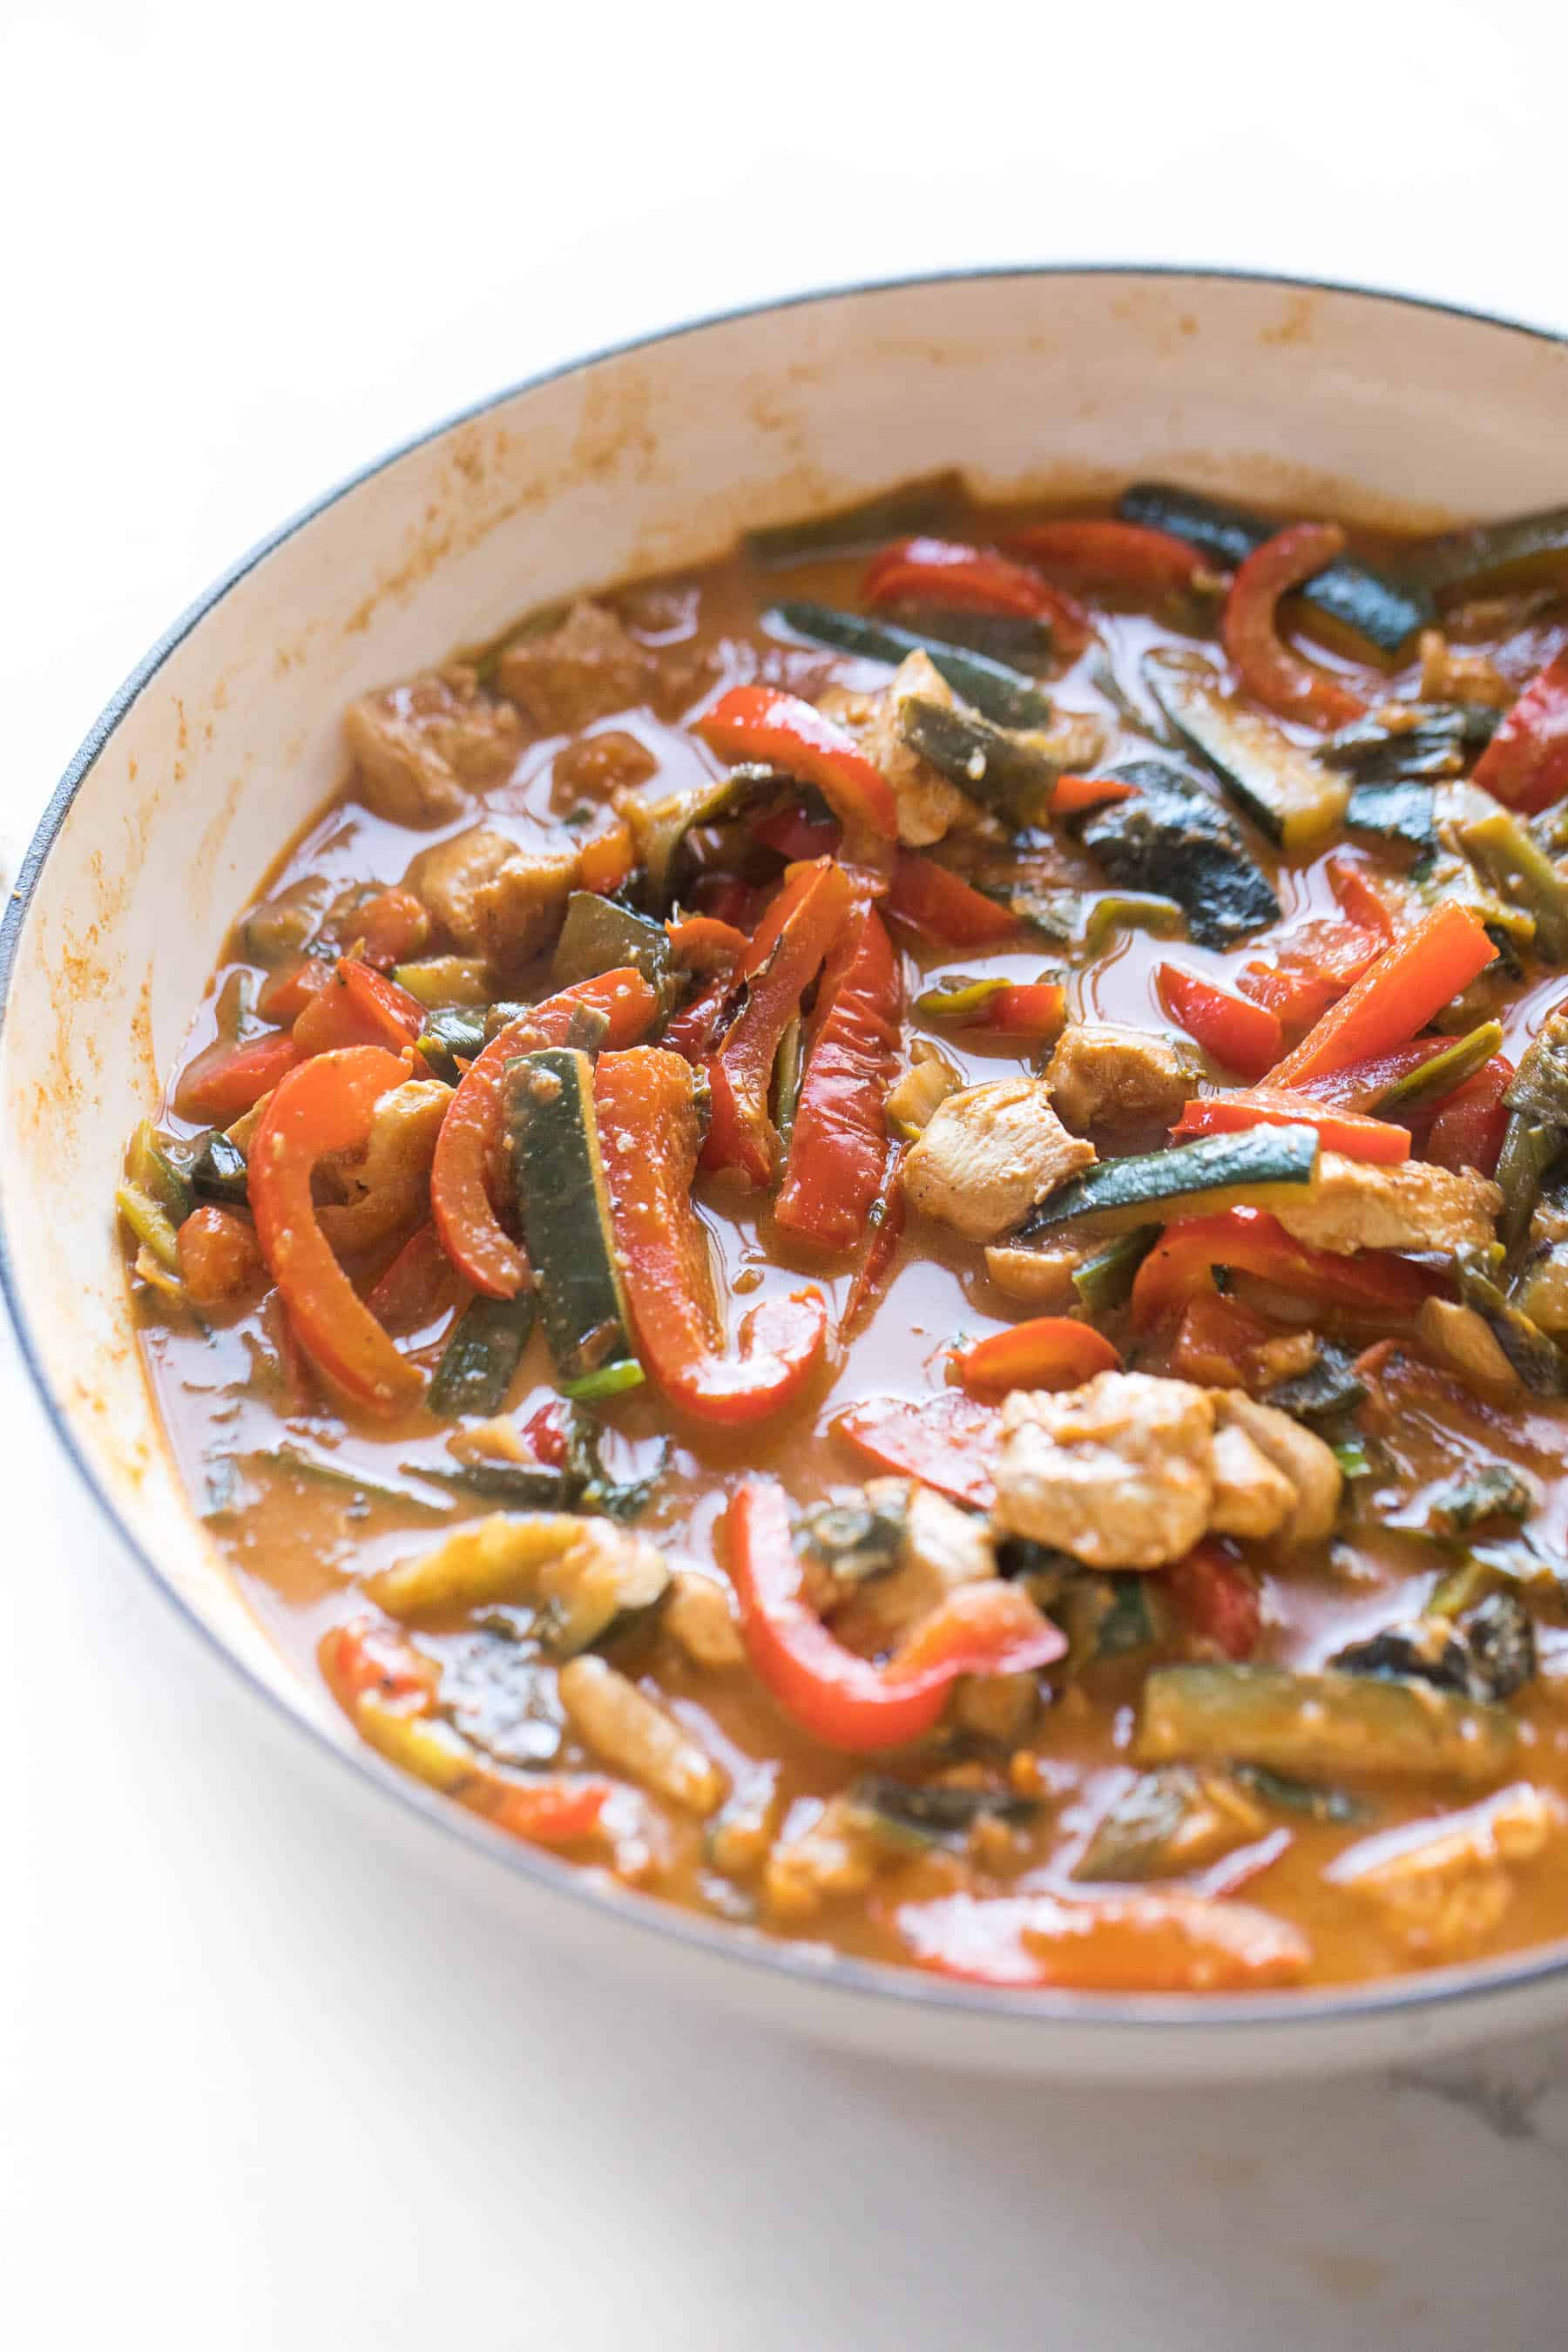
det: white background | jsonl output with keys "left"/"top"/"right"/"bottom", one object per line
{"left": 6, "top": 4, "right": 1568, "bottom": 2345}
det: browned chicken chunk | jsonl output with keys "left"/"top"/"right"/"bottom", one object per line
{"left": 344, "top": 670, "right": 524, "bottom": 827}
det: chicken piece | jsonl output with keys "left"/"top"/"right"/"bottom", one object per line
{"left": 828, "top": 1476, "right": 997, "bottom": 1652}
{"left": 403, "top": 826, "right": 517, "bottom": 950}
{"left": 1047, "top": 1024, "right": 1201, "bottom": 1132}
{"left": 496, "top": 600, "right": 656, "bottom": 732}
{"left": 557, "top": 1655, "right": 727, "bottom": 1816}
{"left": 885, "top": 1039, "right": 964, "bottom": 1138}
{"left": 1211, "top": 1391, "right": 1342, "bottom": 1544}
{"left": 1207, "top": 1419, "right": 1298, "bottom": 1540}
{"left": 854, "top": 652, "right": 977, "bottom": 846}
{"left": 467, "top": 844, "right": 582, "bottom": 972}
{"left": 1328, "top": 1783, "right": 1566, "bottom": 1961}
{"left": 316, "top": 1078, "right": 449, "bottom": 1253}
{"left": 1417, "top": 629, "right": 1514, "bottom": 711}
{"left": 1270, "top": 1153, "right": 1500, "bottom": 1256}
{"left": 403, "top": 825, "right": 581, "bottom": 969}
{"left": 996, "top": 1372, "right": 1217, "bottom": 1570}
{"left": 984, "top": 1238, "right": 1092, "bottom": 1310}
{"left": 904, "top": 1078, "right": 1096, "bottom": 1244}
{"left": 664, "top": 1569, "right": 745, "bottom": 1670}
{"left": 344, "top": 669, "right": 526, "bottom": 828}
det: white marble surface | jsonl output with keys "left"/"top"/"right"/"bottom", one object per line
{"left": 6, "top": 3, "right": 1568, "bottom": 2344}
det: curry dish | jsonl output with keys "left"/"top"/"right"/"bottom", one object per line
{"left": 118, "top": 474, "right": 1568, "bottom": 1995}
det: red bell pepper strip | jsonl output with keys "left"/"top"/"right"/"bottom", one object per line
{"left": 175, "top": 1026, "right": 304, "bottom": 1123}
{"left": 1171, "top": 1087, "right": 1411, "bottom": 1166}
{"left": 697, "top": 686, "right": 899, "bottom": 840}
{"left": 691, "top": 873, "right": 771, "bottom": 930}
{"left": 665, "top": 915, "right": 749, "bottom": 974}
{"left": 578, "top": 819, "right": 636, "bottom": 896}
{"left": 953, "top": 1317, "right": 1119, "bottom": 1400}
{"left": 723, "top": 1477, "right": 1064, "bottom": 1754}
{"left": 249, "top": 1046, "right": 427, "bottom": 1413}
{"left": 1051, "top": 772, "right": 1140, "bottom": 819}
{"left": 1471, "top": 647, "right": 1568, "bottom": 814}
{"left": 704, "top": 858, "right": 854, "bottom": 1185}
{"left": 885, "top": 850, "right": 1017, "bottom": 947}
{"left": 662, "top": 970, "right": 739, "bottom": 1063}
{"left": 1423, "top": 1054, "right": 1513, "bottom": 1177}
{"left": 321, "top": 1616, "right": 609, "bottom": 1846}
{"left": 1130, "top": 1206, "right": 1443, "bottom": 1332}
{"left": 429, "top": 967, "right": 659, "bottom": 1299}
{"left": 841, "top": 1147, "right": 907, "bottom": 1338}
{"left": 1326, "top": 855, "right": 1396, "bottom": 940}
{"left": 1005, "top": 517, "right": 1217, "bottom": 596}
{"left": 834, "top": 1389, "right": 1004, "bottom": 1509}
{"left": 480, "top": 1780, "right": 610, "bottom": 1847}
{"left": 1156, "top": 964, "right": 1282, "bottom": 1084}
{"left": 293, "top": 957, "right": 427, "bottom": 1057}
{"left": 893, "top": 1888, "right": 1309, "bottom": 1990}
{"left": 1166, "top": 1543, "right": 1262, "bottom": 1663}
{"left": 983, "top": 982, "right": 1067, "bottom": 1039}
{"left": 321, "top": 1614, "right": 441, "bottom": 1713}
{"left": 362, "top": 1219, "right": 456, "bottom": 1332}
{"left": 256, "top": 956, "right": 334, "bottom": 1026}
{"left": 522, "top": 1400, "right": 571, "bottom": 1469}
{"left": 754, "top": 801, "right": 844, "bottom": 861}
{"left": 1293, "top": 1037, "right": 1451, "bottom": 1112}
{"left": 1221, "top": 523, "right": 1369, "bottom": 730}
{"left": 862, "top": 537, "right": 1092, "bottom": 657}
{"left": 1237, "top": 920, "right": 1383, "bottom": 1034}
{"left": 595, "top": 1048, "right": 828, "bottom": 1423}
{"left": 1266, "top": 903, "right": 1497, "bottom": 1091}
{"left": 775, "top": 901, "right": 902, "bottom": 1251}
{"left": 1167, "top": 1292, "right": 1272, "bottom": 1387}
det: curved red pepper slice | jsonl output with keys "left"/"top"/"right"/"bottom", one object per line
{"left": 723, "top": 1477, "right": 1064, "bottom": 1754}
{"left": 1006, "top": 518, "right": 1217, "bottom": 596}
{"left": 1237, "top": 918, "right": 1382, "bottom": 1034}
{"left": 293, "top": 957, "right": 427, "bottom": 1057}
{"left": 1051, "top": 773, "right": 1140, "bottom": 819}
{"left": 893, "top": 1889, "right": 1308, "bottom": 1990}
{"left": 885, "top": 851, "right": 1017, "bottom": 947}
{"left": 249, "top": 1046, "right": 427, "bottom": 1413}
{"left": 1471, "top": 646, "right": 1568, "bottom": 814}
{"left": 862, "top": 537, "right": 1092, "bottom": 656}
{"left": 429, "top": 967, "right": 659, "bottom": 1299}
{"left": 953, "top": 1317, "right": 1119, "bottom": 1400}
{"left": 704, "top": 858, "right": 853, "bottom": 1186}
{"left": 776, "top": 902, "right": 902, "bottom": 1252}
{"left": 1129, "top": 1206, "right": 1443, "bottom": 1332}
{"left": 753, "top": 802, "right": 844, "bottom": 861}
{"left": 834, "top": 1389, "right": 1004, "bottom": 1508}
{"left": 1221, "top": 522, "right": 1369, "bottom": 730}
{"left": 596, "top": 1048, "right": 827, "bottom": 1424}
{"left": 697, "top": 686, "right": 899, "bottom": 840}
{"left": 175, "top": 1025, "right": 303, "bottom": 1123}
{"left": 1156, "top": 964, "right": 1282, "bottom": 1085}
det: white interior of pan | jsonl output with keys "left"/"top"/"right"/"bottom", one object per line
{"left": 5, "top": 268, "right": 1568, "bottom": 1724}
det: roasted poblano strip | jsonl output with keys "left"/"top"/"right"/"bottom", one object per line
{"left": 1073, "top": 759, "right": 1281, "bottom": 948}
{"left": 1073, "top": 1766, "right": 1267, "bottom": 1882}
{"left": 428, "top": 1291, "right": 537, "bottom": 1420}
{"left": 1459, "top": 809, "right": 1568, "bottom": 963}
{"left": 1454, "top": 1251, "right": 1568, "bottom": 1396}
{"left": 1136, "top": 1663, "right": 1517, "bottom": 1784}
{"left": 1344, "top": 783, "right": 1439, "bottom": 852}
{"left": 744, "top": 471, "right": 965, "bottom": 564}
{"left": 551, "top": 891, "right": 672, "bottom": 995}
{"left": 1324, "top": 701, "right": 1498, "bottom": 782}
{"left": 248, "top": 1443, "right": 456, "bottom": 1516}
{"left": 897, "top": 695, "right": 1069, "bottom": 828}
{"left": 1071, "top": 1227, "right": 1160, "bottom": 1315}
{"left": 1261, "top": 1339, "right": 1368, "bottom": 1427}
{"left": 1374, "top": 1022, "right": 1503, "bottom": 1112}
{"left": 1119, "top": 482, "right": 1434, "bottom": 652}
{"left": 415, "top": 1005, "right": 490, "bottom": 1084}
{"left": 768, "top": 599, "right": 1056, "bottom": 730}
{"left": 1145, "top": 647, "right": 1350, "bottom": 849}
